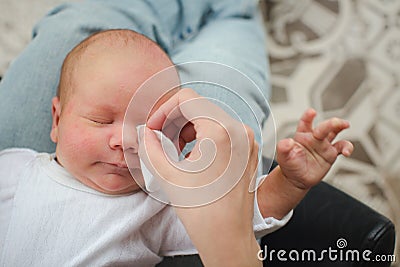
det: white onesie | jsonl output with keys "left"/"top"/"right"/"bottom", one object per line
{"left": 0, "top": 148, "right": 291, "bottom": 266}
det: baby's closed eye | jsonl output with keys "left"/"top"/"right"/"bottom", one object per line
{"left": 83, "top": 115, "right": 114, "bottom": 125}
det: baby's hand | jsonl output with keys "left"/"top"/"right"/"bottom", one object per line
{"left": 276, "top": 108, "right": 353, "bottom": 190}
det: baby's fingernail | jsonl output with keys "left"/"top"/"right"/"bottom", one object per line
{"left": 308, "top": 108, "right": 316, "bottom": 114}
{"left": 332, "top": 118, "right": 341, "bottom": 126}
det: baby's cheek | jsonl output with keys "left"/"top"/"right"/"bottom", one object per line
{"left": 76, "top": 131, "right": 106, "bottom": 156}
{"left": 63, "top": 126, "right": 98, "bottom": 156}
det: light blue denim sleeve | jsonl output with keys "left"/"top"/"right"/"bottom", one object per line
{"left": 0, "top": 0, "right": 270, "bottom": 158}
{"left": 0, "top": 0, "right": 193, "bottom": 152}
{"left": 171, "top": 0, "right": 271, "bottom": 176}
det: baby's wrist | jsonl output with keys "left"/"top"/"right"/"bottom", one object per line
{"left": 257, "top": 166, "right": 309, "bottom": 219}
{"left": 278, "top": 168, "right": 310, "bottom": 195}
{"left": 277, "top": 167, "right": 310, "bottom": 192}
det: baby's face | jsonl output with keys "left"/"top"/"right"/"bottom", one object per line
{"left": 51, "top": 47, "right": 176, "bottom": 194}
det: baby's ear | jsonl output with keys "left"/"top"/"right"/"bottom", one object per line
{"left": 50, "top": 97, "right": 61, "bottom": 143}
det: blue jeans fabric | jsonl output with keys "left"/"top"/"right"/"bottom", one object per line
{"left": 0, "top": 0, "right": 270, "bottom": 159}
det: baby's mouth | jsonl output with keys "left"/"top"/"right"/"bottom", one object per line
{"left": 124, "top": 153, "right": 141, "bottom": 169}
{"left": 98, "top": 162, "right": 130, "bottom": 175}
{"left": 108, "top": 162, "right": 128, "bottom": 168}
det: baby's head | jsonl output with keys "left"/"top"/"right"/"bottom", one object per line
{"left": 50, "top": 29, "right": 177, "bottom": 195}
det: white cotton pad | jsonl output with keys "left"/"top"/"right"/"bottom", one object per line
{"left": 136, "top": 125, "right": 179, "bottom": 193}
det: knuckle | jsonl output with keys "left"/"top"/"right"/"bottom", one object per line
{"left": 253, "top": 141, "right": 259, "bottom": 155}
{"left": 180, "top": 88, "right": 199, "bottom": 99}
{"left": 244, "top": 125, "right": 255, "bottom": 143}
{"left": 324, "top": 146, "right": 338, "bottom": 163}
{"left": 296, "top": 132, "right": 314, "bottom": 146}
{"left": 254, "top": 139, "right": 259, "bottom": 150}
{"left": 208, "top": 124, "right": 230, "bottom": 145}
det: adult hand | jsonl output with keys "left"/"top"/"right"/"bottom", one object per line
{"left": 139, "top": 88, "right": 262, "bottom": 267}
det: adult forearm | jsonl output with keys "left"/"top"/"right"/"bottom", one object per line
{"left": 196, "top": 236, "right": 261, "bottom": 267}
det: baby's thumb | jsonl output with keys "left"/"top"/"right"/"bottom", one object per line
{"left": 276, "top": 138, "right": 295, "bottom": 163}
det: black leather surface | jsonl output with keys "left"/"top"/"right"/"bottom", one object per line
{"left": 156, "top": 254, "right": 203, "bottom": 267}
{"left": 261, "top": 182, "right": 396, "bottom": 267}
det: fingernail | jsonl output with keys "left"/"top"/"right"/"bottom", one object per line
{"left": 146, "top": 115, "right": 155, "bottom": 128}
{"left": 146, "top": 110, "right": 160, "bottom": 129}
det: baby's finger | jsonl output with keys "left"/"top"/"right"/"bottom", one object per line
{"left": 296, "top": 108, "right": 317, "bottom": 133}
{"left": 313, "top": 118, "right": 349, "bottom": 141}
{"left": 333, "top": 140, "right": 354, "bottom": 157}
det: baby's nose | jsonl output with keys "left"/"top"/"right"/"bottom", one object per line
{"left": 122, "top": 127, "right": 139, "bottom": 154}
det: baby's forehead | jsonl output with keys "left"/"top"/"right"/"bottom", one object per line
{"left": 72, "top": 33, "right": 173, "bottom": 78}
{"left": 78, "top": 30, "right": 166, "bottom": 59}
{"left": 60, "top": 30, "right": 175, "bottom": 104}
{"left": 75, "top": 38, "right": 137, "bottom": 64}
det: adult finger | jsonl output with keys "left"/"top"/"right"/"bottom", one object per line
{"left": 138, "top": 126, "right": 177, "bottom": 179}
{"left": 147, "top": 88, "right": 201, "bottom": 130}
{"left": 147, "top": 88, "right": 235, "bottom": 135}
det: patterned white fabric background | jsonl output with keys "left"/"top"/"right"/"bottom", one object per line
{"left": 0, "top": 0, "right": 398, "bottom": 264}
{"left": 261, "top": 0, "right": 399, "bottom": 264}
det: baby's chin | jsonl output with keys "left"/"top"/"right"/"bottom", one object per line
{"left": 93, "top": 172, "right": 142, "bottom": 195}
{"left": 102, "top": 183, "right": 141, "bottom": 195}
